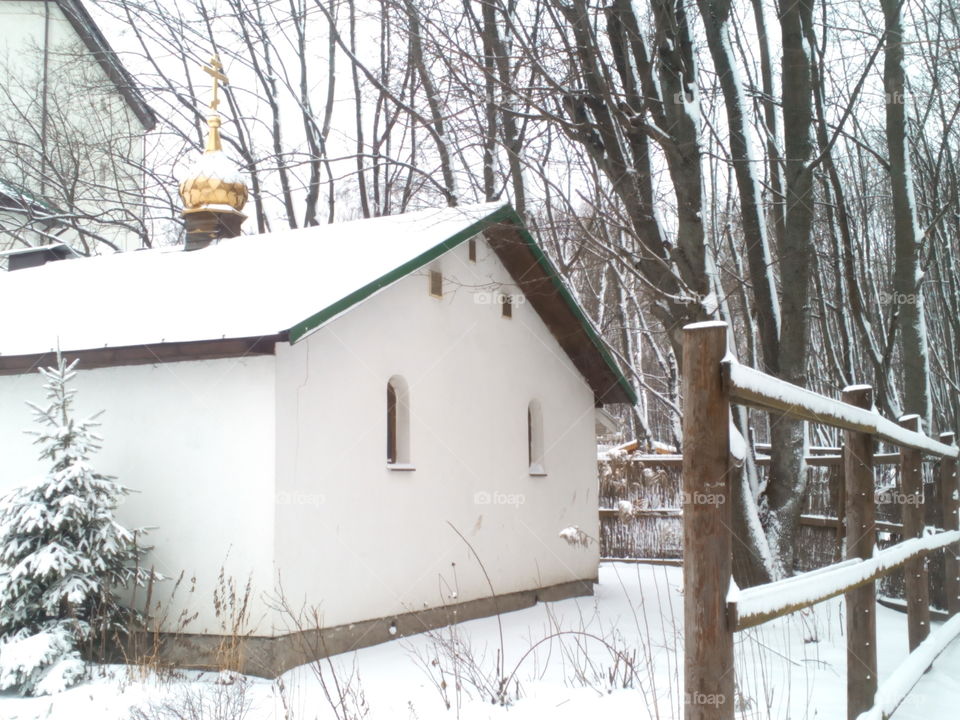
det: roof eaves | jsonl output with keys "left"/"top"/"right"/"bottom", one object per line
{"left": 0, "top": 335, "right": 280, "bottom": 375}
{"left": 0, "top": 242, "right": 79, "bottom": 259}
{"left": 0, "top": 180, "right": 56, "bottom": 214}
{"left": 56, "top": 0, "right": 157, "bottom": 131}
{"left": 488, "top": 210, "right": 638, "bottom": 405}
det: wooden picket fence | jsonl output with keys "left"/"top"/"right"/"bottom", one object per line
{"left": 599, "top": 447, "right": 923, "bottom": 572}
{"left": 599, "top": 445, "right": 953, "bottom": 603}
{"left": 681, "top": 321, "right": 960, "bottom": 720}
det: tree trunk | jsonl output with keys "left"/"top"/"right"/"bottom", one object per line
{"left": 764, "top": 0, "right": 817, "bottom": 576}
{"left": 882, "top": 0, "right": 932, "bottom": 429}
{"left": 697, "top": 0, "right": 780, "bottom": 374}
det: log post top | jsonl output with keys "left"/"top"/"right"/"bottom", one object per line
{"left": 682, "top": 320, "right": 729, "bottom": 331}
{"left": 841, "top": 385, "right": 873, "bottom": 407}
{"left": 899, "top": 415, "right": 921, "bottom": 433}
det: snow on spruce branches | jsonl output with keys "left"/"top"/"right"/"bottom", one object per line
{"left": 0, "top": 356, "right": 156, "bottom": 695}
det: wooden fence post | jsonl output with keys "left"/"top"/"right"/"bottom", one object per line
{"left": 834, "top": 461, "right": 846, "bottom": 563}
{"left": 843, "top": 385, "right": 877, "bottom": 720}
{"left": 899, "top": 415, "right": 929, "bottom": 649}
{"left": 682, "top": 322, "right": 733, "bottom": 720}
{"left": 940, "top": 432, "right": 960, "bottom": 617}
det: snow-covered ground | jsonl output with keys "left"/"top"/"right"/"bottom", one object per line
{"left": 1, "top": 562, "right": 957, "bottom": 719}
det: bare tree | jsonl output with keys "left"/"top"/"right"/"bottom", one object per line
{"left": 0, "top": 33, "right": 154, "bottom": 253}
{"left": 882, "top": 0, "right": 932, "bottom": 428}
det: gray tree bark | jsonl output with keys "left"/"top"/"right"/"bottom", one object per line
{"left": 882, "top": 0, "right": 932, "bottom": 430}
{"left": 764, "top": 0, "right": 817, "bottom": 577}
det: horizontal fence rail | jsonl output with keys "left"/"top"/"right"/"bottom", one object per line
{"left": 728, "top": 531, "right": 960, "bottom": 630}
{"left": 609, "top": 450, "right": 907, "bottom": 467}
{"left": 598, "top": 507, "right": 681, "bottom": 518}
{"left": 723, "top": 361, "right": 960, "bottom": 457}
{"left": 856, "top": 613, "right": 960, "bottom": 720}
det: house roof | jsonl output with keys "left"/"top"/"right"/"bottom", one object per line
{"left": 0, "top": 202, "right": 635, "bottom": 404}
{"left": 54, "top": 0, "right": 156, "bottom": 131}
{"left": 0, "top": 242, "right": 79, "bottom": 271}
{"left": 0, "top": 179, "right": 54, "bottom": 214}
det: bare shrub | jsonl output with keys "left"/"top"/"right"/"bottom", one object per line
{"left": 269, "top": 590, "right": 369, "bottom": 720}
{"left": 212, "top": 569, "right": 254, "bottom": 672}
{"left": 122, "top": 571, "right": 198, "bottom": 682}
{"left": 409, "top": 621, "right": 519, "bottom": 710}
{"left": 122, "top": 565, "right": 258, "bottom": 681}
{"left": 128, "top": 672, "right": 252, "bottom": 720}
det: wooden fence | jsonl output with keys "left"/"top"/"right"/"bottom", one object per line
{"left": 598, "top": 450, "right": 867, "bottom": 566}
{"left": 599, "top": 447, "right": 951, "bottom": 601}
{"left": 599, "top": 454, "right": 683, "bottom": 562}
{"left": 681, "top": 321, "right": 960, "bottom": 720}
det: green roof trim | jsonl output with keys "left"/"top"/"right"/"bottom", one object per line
{"left": 497, "top": 211, "right": 639, "bottom": 406}
{"left": 0, "top": 179, "right": 57, "bottom": 213}
{"left": 286, "top": 208, "right": 503, "bottom": 343}
{"left": 286, "top": 204, "right": 637, "bottom": 405}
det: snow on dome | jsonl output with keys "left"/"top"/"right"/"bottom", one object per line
{"left": 179, "top": 150, "right": 248, "bottom": 212}
{"left": 184, "top": 150, "right": 247, "bottom": 187}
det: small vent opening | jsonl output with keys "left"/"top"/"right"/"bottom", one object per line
{"left": 429, "top": 270, "right": 443, "bottom": 298}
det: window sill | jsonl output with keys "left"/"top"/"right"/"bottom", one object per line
{"left": 387, "top": 463, "right": 417, "bottom": 472}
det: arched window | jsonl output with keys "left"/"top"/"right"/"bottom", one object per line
{"left": 528, "top": 399, "right": 545, "bottom": 475}
{"left": 387, "top": 383, "right": 398, "bottom": 463}
{"left": 387, "top": 376, "right": 411, "bottom": 466}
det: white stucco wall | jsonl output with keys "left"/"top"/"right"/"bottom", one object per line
{"left": 0, "top": 232, "right": 604, "bottom": 640}
{"left": 0, "top": 1, "right": 147, "bottom": 252}
{"left": 0, "top": 357, "right": 278, "bottom": 634}
{"left": 272, "top": 232, "right": 600, "bottom": 632}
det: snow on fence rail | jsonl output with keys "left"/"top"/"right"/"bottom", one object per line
{"left": 681, "top": 321, "right": 960, "bottom": 720}
{"left": 855, "top": 613, "right": 960, "bottom": 720}
{"left": 723, "top": 360, "right": 960, "bottom": 458}
{"left": 608, "top": 449, "right": 905, "bottom": 467}
{"left": 728, "top": 531, "right": 960, "bottom": 630}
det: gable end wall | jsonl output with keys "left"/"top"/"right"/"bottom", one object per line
{"left": 272, "top": 230, "right": 599, "bottom": 632}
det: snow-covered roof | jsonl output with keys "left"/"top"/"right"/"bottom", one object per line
{"left": 0, "top": 204, "right": 497, "bottom": 355}
{"left": 0, "top": 202, "right": 636, "bottom": 404}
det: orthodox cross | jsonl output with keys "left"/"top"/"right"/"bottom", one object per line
{"left": 202, "top": 55, "right": 229, "bottom": 112}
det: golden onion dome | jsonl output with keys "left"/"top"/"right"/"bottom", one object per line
{"left": 179, "top": 115, "right": 248, "bottom": 212}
